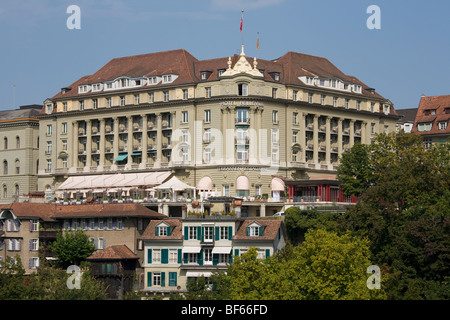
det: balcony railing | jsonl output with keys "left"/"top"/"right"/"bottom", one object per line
{"left": 235, "top": 118, "right": 250, "bottom": 125}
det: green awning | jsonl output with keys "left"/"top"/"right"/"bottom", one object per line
{"left": 131, "top": 152, "right": 142, "bottom": 156}
{"left": 114, "top": 154, "right": 128, "bottom": 161}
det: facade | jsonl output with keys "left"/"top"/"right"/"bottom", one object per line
{"left": 140, "top": 217, "right": 285, "bottom": 296}
{"left": 37, "top": 46, "right": 399, "bottom": 214}
{"left": 0, "top": 202, "right": 165, "bottom": 275}
{"left": 0, "top": 105, "right": 41, "bottom": 204}
{"left": 412, "top": 94, "right": 450, "bottom": 148}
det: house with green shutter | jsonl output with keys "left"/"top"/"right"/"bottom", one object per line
{"left": 140, "top": 217, "right": 286, "bottom": 297}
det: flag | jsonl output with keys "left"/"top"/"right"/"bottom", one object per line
{"left": 257, "top": 32, "right": 260, "bottom": 50}
{"left": 240, "top": 10, "right": 243, "bottom": 31}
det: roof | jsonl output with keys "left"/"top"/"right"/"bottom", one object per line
{"left": 48, "top": 48, "right": 391, "bottom": 107}
{"left": 153, "top": 176, "right": 195, "bottom": 191}
{"left": 0, "top": 202, "right": 165, "bottom": 221}
{"left": 140, "top": 219, "right": 183, "bottom": 240}
{"left": 233, "top": 219, "right": 282, "bottom": 241}
{"left": 51, "top": 203, "right": 165, "bottom": 219}
{"left": 87, "top": 245, "right": 138, "bottom": 260}
{"left": 0, "top": 105, "right": 42, "bottom": 122}
{"left": 397, "top": 108, "right": 418, "bottom": 123}
{"left": 412, "top": 95, "right": 450, "bottom": 136}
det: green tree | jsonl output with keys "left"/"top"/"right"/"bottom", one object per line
{"left": 51, "top": 230, "right": 95, "bottom": 269}
{"left": 0, "top": 256, "right": 29, "bottom": 300}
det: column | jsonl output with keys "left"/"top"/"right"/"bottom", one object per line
{"left": 313, "top": 114, "right": 318, "bottom": 165}
{"left": 113, "top": 117, "right": 119, "bottom": 166}
{"left": 127, "top": 116, "right": 133, "bottom": 167}
{"left": 299, "top": 112, "right": 306, "bottom": 163}
{"left": 156, "top": 113, "right": 162, "bottom": 167}
{"left": 337, "top": 118, "right": 343, "bottom": 157}
{"left": 86, "top": 120, "right": 92, "bottom": 169}
{"left": 361, "top": 122, "right": 367, "bottom": 145}
{"left": 349, "top": 119, "right": 355, "bottom": 148}
{"left": 72, "top": 121, "right": 78, "bottom": 169}
{"left": 325, "top": 117, "right": 331, "bottom": 164}
{"left": 141, "top": 114, "right": 148, "bottom": 168}
{"left": 99, "top": 118, "right": 105, "bottom": 169}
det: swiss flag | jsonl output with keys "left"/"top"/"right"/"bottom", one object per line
{"left": 240, "top": 12, "right": 243, "bottom": 31}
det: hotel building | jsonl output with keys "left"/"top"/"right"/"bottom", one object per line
{"left": 37, "top": 46, "right": 399, "bottom": 216}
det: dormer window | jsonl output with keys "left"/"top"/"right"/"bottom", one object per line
{"left": 155, "top": 223, "right": 171, "bottom": 236}
{"left": 78, "top": 85, "right": 90, "bottom": 94}
{"left": 162, "top": 74, "right": 178, "bottom": 84}
{"left": 238, "top": 83, "right": 248, "bottom": 96}
{"left": 273, "top": 73, "right": 280, "bottom": 81}
{"left": 218, "top": 69, "right": 226, "bottom": 76}
{"left": 119, "top": 78, "right": 129, "bottom": 88}
{"left": 46, "top": 103, "right": 53, "bottom": 114}
{"left": 201, "top": 71, "right": 211, "bottom": 80}
{"left": 353, "top": 85, "right": 362, "bottom": 93}
{"left": 148, "top": 77, "right": 159, "bottom": 85}
{"left": 246, "top": 222, "right": 263, "bottom": 237}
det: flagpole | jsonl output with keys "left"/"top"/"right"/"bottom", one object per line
{"left": 240, "top": 9, "right": 244, "bottom": 47}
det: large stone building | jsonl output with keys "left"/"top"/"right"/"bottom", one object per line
{"left": 37, "top": 46, "right": 399, "bottom": 216}
{"left": 0, "top": 105, "right": 41, "bottom": 204}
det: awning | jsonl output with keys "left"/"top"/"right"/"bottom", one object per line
{"left": 93, "top": 189, "right": 105, "bottom": 193}
{"left": 212, "top": 247, "right": 232, "bottom": 254}
{"left": 198, "top": 176, "right": 213, "bottom": 191}
{"left": 114, "top": 154, "right": 128, "bottom": 161}
{"left": 131, "top": 152, "right": 142, "bottom": 156}
{"left": 236, "top": 175, "right": 250, "bottom": 190}
{"left": 271, "top": 177, "right": 285, "bottom": 192}
{"left": 182, "top": 247, "right": 202, "bottom": 254}
{"left": 186, "top": 271, "right": 212, "bottom": 278}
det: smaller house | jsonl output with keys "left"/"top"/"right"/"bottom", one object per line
{"left": 87, "top": 245, "right": 139, "bottom": 299}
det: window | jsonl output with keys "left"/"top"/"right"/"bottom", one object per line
{"left": 249, "top": 225, "right": 260, "bottom": 236}
{"left": 423, "top": 138, "right": 432, "bottom": 149}
{"left": 418, "top": 123, "right": 432, "bottom": 132}
{"left": 236, "top": 145, "right": 248, "bottom": 163}
{"left": 204, "top": 147, "right": 211, "bottom": 163}
{"left": 204, "top": 110, "right": 211, "bottom": 123}
{"left": 223, "top": 185, "right": 230, "bottom": 197}
{"left": 120, "top": 96, "right": 125, "bottom": 106}
{"left": 255, "top": 185, "right": 261, "bottom": 196}
{"left": 371, "top": 102, "right": 375, "bottom": 112}
{"left": 333, "top": 97, "right": 338, "bottom": 107}
{"left": 158, "top": 225, "right": 169, "bottom": 236}
{"left": 62, "top": 140, "right": 68, "bottom": 151}
{"left": 153, "top": 249, "right": 161, "bottom": 263}
{"left": 3, "top": 185, "right": 7, "bottom": 198}
{"left": 321, "top": 95, "right": 326, "bottom": 105}
{"left": 30, "top": 239, "right": 39, "bottom": 251}
{"left": 293, "top": 112, "right": 298, "bottom": 125}
{"left": 134, "top": 94, "right": 140, "bottom": 104}
{"left": 15, "top": 160, "right": 20, "bottom": 174}
{"left": 371, "top": 123, "right": 376, "bottom": 134}
{"left": 163, "top": 75, "right": 172, "bottom": 83}
{"left": 3, "top": 160, "right": 8, "bottom": 175}
{"left": 47, "top": 125, "right": 52, "bottom": 136}
{"left": 92, "top": 99, "right": 98, "bottom": 109}
{"left": 220, "top": 226, "right": 229, "bottom": 240}
{"left": 30, "top": 257, "right": 40, "bottom": 269}
{"left": 106, "top": 97, "right": 112, "bottom": 108}
{"left": 238, "top": 83, "right": 248, "bottom": 96}
{"left": 183, "top": 89, "right": 188, "bottom": 100}
{"left": 272, "top": 111, "right": 278, "bottom": 124}
{"left": 204, "top": 248, "right": 213, "bottom": 265}
{"left": 46, "top": 159, "right": 52, "bottom": 171}
{"left": 149, "top": 92, "right": 154, "bottom": 103}
{"left": 62, "top": 122, "right": 67, "bottom": 134}
{"left": 203, "top": 226, "right": 214, "bottom": 242}
{"left": 63, "top": 102, "right": 68, "bottom": 112}
{"left": 356, "top": 101, "right": 361, "bottom": 111}
{"left": 189, "top": 226, "right": 197, "bottom": 240}
{"left": 438, "top": 121, "right": 448, "bottom": 130}
{"left": 3, "top": 137, "right": 7, "bottom": 150}
{"left": 79, "top": 100, "right": 85, "bottom": 110}
{"left": 308, "top": 93, "right": 313, "bottom": 103}
{"left": 182, "top": 111, "right": 188, "bottom": 123}
{"left": 272, "top": 88, "right": 277, "bottom": 98}
{"left": 46, "top": 141, "right": 52, "bottom": 154}
{"left": 7, "top": 239, "right": 21, "bottom": 251}
{"left": 6, "top": 219, "right": 19, "bottom": 232}
{"left": 345, "top": 99, "right": 350, "bottom": 109}
{"left": 16, "top": 136, "right": 20, "bottom": 149}
{"left": 293, "top": 90, "right": 298, "bottom": 101}
{"left": 236, "top": 108, "right": 248, "bottom": 123}
{"left": 169, "top": 249, "right": 178, "bottom": 264}
{"left": 205, "top": 87, "right": 211, "bottom": 98}
{"left": 292, "top": 131, "right": 298, "bottom": 143}
{"left": 153, "top": 272, "right": 161, "bottom": 286}
{"left": 46, "top": 103, "right": 53, "bottom": 114}
{"left": 163, "top": 91, "right": 169, "bottom": 102}
{"left": 188, "top": 253, "right": 197, "bottom": 264}
{"left": 271, "top": 129, "right": 279, "bottom": 145}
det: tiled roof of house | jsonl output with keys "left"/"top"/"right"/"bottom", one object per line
{"left": 1, "top": 202, "right": 165, "bottom": 221}
{"left": 48, "top": 48, "right": 391, "bottom": 108}
{"left": 397, "top": 108, "right": 418, "bottom": 123}
{"left": 0, "top": 105, "right": 42, "bottom": 121}
{"left": 233, "top": 219, "right": 283, "bottom": 241}
{"left": 87, "top": 245, "right": 138, "bottom": 260}
{"left": 412, "top": 95, "right": 450, "bottom": 136}
{"left": 140, "top": 219, "right": 183, "bottom": 240}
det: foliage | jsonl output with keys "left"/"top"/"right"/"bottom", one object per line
{"left": 51, "top": 230, "right": 95, "bottom": 269}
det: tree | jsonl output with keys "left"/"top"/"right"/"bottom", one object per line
{"left": 51, "top": 230, "right": 95, "bottom": 269}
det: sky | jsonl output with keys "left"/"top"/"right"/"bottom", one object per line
{"left": 1, "top": 0, "right": 450, "bottom": 111}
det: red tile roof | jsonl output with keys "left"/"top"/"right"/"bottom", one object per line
{"left": 1, "top": 202, "right": 165, "bottom": 221}
{"left": 412, "top": 95, "right": 450, "bottom": 136}
{"left": 49, "top": 48, "right": 390, "bottom": 107}
{"left": 233, "top": 219, "right": 283, "bottom": 241}
{"left": 87, "top": 245, "right": 138, "bottom": 260}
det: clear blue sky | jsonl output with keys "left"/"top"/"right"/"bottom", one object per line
{"left": 1, "top": 0, "right": 449, "bottom": 111}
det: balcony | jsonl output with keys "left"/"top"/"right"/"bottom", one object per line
{"left": 235, "top": 137, "right": 249, "bottom": 145}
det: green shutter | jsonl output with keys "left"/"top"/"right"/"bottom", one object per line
{"left": 183, "top": 253, "right": 188, "bottom": 264}
{"left": 259, "top": 226, "right": 264, "bottom": 237}
{"left": 234, "top": 249, "right": 239, "bottom": 257}
{"left": 161, "top": 272, "right": 165, "bottom": 287}
{"left": 169, "top": 272, "right": 177, "bottom": 287}
{"left": 246, "top": 226, "right": 249, "bottom": 236}
{"left": 147, "top": 249, "right": 152, "bottom": 264}
{"left": 167, "top": 226, "right": 171, "bottom": 236}
{"left": 178, "top": 249, "right": 182, "bottom": 263}
{"left": 228, "top": 226, "right": 232, "bottom": 240}
{"left": 198, "top": 249, "right": 203, "bottom": 266}
{"left": 161, "top": 249, "right": 168, "bottom": 264}
{"left": 215, "top": 227, "right": 220, "bottom": 240}
{"left": 155, "top": 226, "right": 159, "bottom": 236}
{"left": 197, "top": 226, "right": 202, "bottom": 240}
{"left": 184, "top": 226, "right": 189, "bottom": 240}
{"left": 147, "top": 272, "right": 152, "bottom": 287}
{"left": 265, "top": 249, "right": 270, "bottom": 261}
{"left": 213, "top": 254, "right": 218, "bottom": 266}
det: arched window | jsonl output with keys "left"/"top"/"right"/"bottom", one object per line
{"left": 3, "top": 160, "right": 8, "bottom": 175}
{"left": 4, "top": 137, "right": 7, "bottom": 150}
{"left": 3, "top": 185, "right": 7, "bottom": 198}
{"left": 15, "top": 159, "right": 20, "bottom": 174}
{"left": 14, "top": 184, "right": 19, "bottom": 198}
{"left": 16, "top": 136, "right": 20, "bottom": 149}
